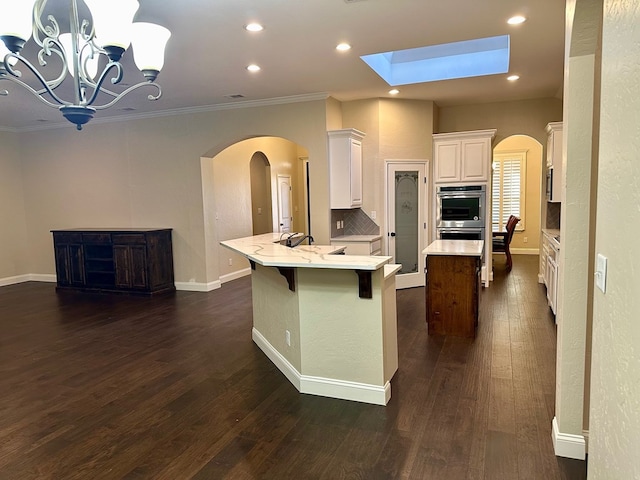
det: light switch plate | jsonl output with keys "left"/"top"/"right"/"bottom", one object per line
{"left": 596, "top": 253, "right": 607, "bottom": 293}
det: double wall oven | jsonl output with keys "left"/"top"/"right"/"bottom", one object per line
{"left": 436, "top": 185, "right": 486, "bottom": 241}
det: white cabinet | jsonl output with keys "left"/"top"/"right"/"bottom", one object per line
{"left": 433, "top": 129, "right": 496, "bottom": 184}
{"left": 541, "top": 230, "right": 560, "bottom": 316}
{"left": 546, "top": 122, "right": 563, "bottom": 203}
{"left": 540, "top": 234, "right": 550, "bottom": 284}
{"left": 547, "top": 255, "right": 558, "bottom": 315}
{"left": 328, "top": 129, "right": 365, "bottom": 209}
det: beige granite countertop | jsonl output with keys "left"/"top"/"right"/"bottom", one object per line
{"left": 422, "top": 240, "right": 484, "bottom": 257}
{"left": 221, "top": 233, "right": 391, "bottom": 271}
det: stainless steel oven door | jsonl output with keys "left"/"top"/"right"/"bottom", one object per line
{"left": 437, "top": 227, "right": 485, "bottom": 241}
{"left": 436, "top": 191, "right": 486, "bottom": 228}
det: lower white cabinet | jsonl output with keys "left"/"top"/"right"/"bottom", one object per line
{"left": 547, "top": 255, "right": 558, "bottom": 315}
{"left": 331, "top": 236, "right": 382, "bottom": 255}
{"left": 541, "top": 230, "right": 560, "bottom": 316}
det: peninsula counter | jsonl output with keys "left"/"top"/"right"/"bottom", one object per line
{"left": 221, "top": 233, "right": 400, "bottom": 405}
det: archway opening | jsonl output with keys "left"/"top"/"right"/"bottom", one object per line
{"left": 492, "top": 134, "right": 543, "bottom": 254}
{"left": 209, "top": 136, "right": 310, "bottom": 281}
{"left": 250, "top": 152, "right": 273, "bottom": 235}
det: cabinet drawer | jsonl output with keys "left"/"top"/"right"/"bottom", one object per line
{"left": 82, "top": 233, "right": 112, "bottom": 244}
{"left": 54, "top": 232, "right": 82, "bottom": 243}
{"left": 112, "top": 233, "right": 147, "bottom": 245}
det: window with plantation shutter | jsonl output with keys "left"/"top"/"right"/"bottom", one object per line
{"left": 492, "top": 151, "right": 526, "bottom": 231}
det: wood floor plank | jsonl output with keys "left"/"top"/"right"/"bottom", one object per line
{"left": 0, "top": 256, "right": 587, "bottom": 479}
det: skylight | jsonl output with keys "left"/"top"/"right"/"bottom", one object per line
{"left": 360, "top": 35, "right": 510, "bottom": 85}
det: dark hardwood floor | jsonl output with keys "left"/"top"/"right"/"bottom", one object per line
{"left": 0, "top": 255, "right": 587, "bottom": 479}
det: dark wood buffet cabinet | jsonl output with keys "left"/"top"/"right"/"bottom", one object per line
{"left": 52, "top": 228, "right": 175, "bottom": 295}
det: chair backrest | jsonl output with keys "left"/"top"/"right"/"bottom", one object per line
{"left": 505, "top": 215, "right": 520, "bottom": 244}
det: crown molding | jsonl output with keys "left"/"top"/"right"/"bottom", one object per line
{"left": 4, "top": 92, "right": 331, "bottom": 133}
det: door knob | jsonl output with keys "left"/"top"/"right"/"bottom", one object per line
{"left": 389, "top": 232, "right": 396, "bottom": 237}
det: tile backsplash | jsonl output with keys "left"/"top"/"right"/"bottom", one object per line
{"left": 546, "top": 202, "right": 561, "bottom": 229}
{"left": 331, "top": 209, "right": 380, "bottom": 237}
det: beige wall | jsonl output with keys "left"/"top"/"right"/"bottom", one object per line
{"left": 494, "top": 135, "right": 544, "bottom": 250}
{"left": 590, "top": 0, "right": 640, "bottom": 477}
{"left": 14, "top": 99, "right": 329, "bottom": 289}
{"left": 0, "top": 131, "right": 30, "bottom": 281}
{"left": 342, "top": 99, "right": 435, "bottom": 252}
{"left": 5, "top": 96, "right": 564, "bottom": 292}
{"left": 438, "top": 98, "right": 563, "bottom": 147}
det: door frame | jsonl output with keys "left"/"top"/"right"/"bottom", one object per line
{"left": 384, "top": 160, "right": 430, "bottom": 289}
{"left": 276, "top": 174, "right": 293, "bottom": 233}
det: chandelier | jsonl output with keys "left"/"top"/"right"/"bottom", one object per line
{"left": 0, "top": 0, "right": 171, "bottom": 130}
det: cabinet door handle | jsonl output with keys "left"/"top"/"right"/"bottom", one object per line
{"left": 389, "top": 232, "right": 396, "bottom": 237}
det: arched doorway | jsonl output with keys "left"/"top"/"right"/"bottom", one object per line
{"left": 249, "top": 152, "right": 273, "bottom": 235}
{"left": 210, "top": 136, "right": 310, "bottom": 282}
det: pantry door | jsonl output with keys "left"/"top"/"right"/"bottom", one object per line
{"left": 386, "top": 162, "right": 428, "bottom": 289}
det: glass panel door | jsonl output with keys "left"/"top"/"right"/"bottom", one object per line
{"left": 395, "top": 171, "right": 419, "bottom": 274}
{"left": 387, "top": 162, "right": 427, "bottom": 289}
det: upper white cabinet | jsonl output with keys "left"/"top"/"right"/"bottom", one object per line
{"left": 328, "top": 128, "right": 365, "bottom": 209}
{"left": 433, "top": 129, "right": 496, "bottom": 184}
{"left": 546, "top": 122, "right": 563, "bottom": 168}
{"left": 546, "top": 122, "right": 563, "bottom": 203}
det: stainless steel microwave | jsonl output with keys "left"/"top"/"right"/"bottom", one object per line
{"left": 436, "top": 185, "right": 486, "bottom": 228}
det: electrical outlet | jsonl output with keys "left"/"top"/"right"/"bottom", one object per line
{"left": 371, "top": 211, "right": 377, "bottom": 219}
{"left": 228, "top": 258, "right": 233, "bottom": 266}
{"left": 257, "top": 207, "right": 262, "bottom": 214}
{"left": 523, "top": 237, "right": 528, "bottom": 243}
{"left": 285, "top": 330, "right": 291, "bottom": 346}
{"left": 340, "top": 220, "right": 344, "bottom": 228}
{"left": 336, "top": 221, "right": 340, "bottom": 229}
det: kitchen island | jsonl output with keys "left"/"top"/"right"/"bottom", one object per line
{"left": 423, "top": 240, "right": 484, "bottom": 338}
{"left": 221, "top": 233, "right": 401, "bottom": 405}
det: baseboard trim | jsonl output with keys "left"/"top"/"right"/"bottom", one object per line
{"left": 300, "top": 375, "right": 390, "bottom": 406}
{"left": 1, "top": 274, "right": 221, "bottom": 293}
{"left": 174, "top": 280, "right": 221, "bottom": 292}
{"left": 252, "top": 328, "right": 301, "bottom": 390}
{"left": 0, "top": 274, "right": 57, "bottom": 287}
{"left": 552, "top": 417, "right": 587, "bottom": 460}
{"left": 29, "top": 274, "right": 58, "bottom": 283}
{"left": 583, "top": 429, "right": 589, "bottom": 453}
{"left": 252, "top": 327, "right": 390, "bottom": 405}
{"left": 220, "top": 268, "right": 251, "bottom": 284}
{"left": 510, "top": 247, "right": 540, "bottom": 255}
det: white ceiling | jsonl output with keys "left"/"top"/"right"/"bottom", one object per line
{"left": 0, "top": 0, "right": 565, "bottom": 131}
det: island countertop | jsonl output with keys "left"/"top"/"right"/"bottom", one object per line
{"left": 422, "top": 240, "right": 484, "bottom": 257}
{"left": 221, "top": 233, "right": 392, "bottom": 270}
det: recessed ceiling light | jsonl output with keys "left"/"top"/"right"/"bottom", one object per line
{"left": 247, "top": 64, "right": 261, "bottom": 72}
{"left": 507, "top": 15, "right": 526, "bottom": 25}
{"left": 245, "top": 23, "right": 264, "bottom": 32}
{"left": 389, "top": 89, "right": 400, "bottom": 95}
{"left": 336, "top": 43, "right": 351, "bottom": 51}
{"left": 507, "top": 74, "right": 520, "bottom": 81}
